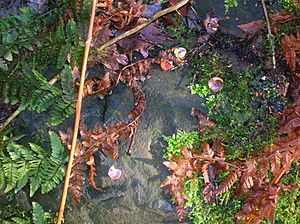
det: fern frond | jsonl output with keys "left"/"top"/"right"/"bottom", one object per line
{"left": 61, "top": 65, "right": 76, "bottom": 101}
{"left": 214, "top": 170, "right": 241, "bottom": 196}
{"left": 57, "top": 45, "right": 71, "bottom": 69}
{"left": 49, "top": 131, "right": 66, "bottom": 162}
{"left": 40, "top": 159, "right": 65, "bottom": 194}
{"left": 2, "top": 158, "right": 19, "bottom": 193}
{"left": 0, "top": 164, "right": 4, "bottom": 189}
{"left": 29, "top": 161, "right": 44, "bottom": 197}
{"left": 32, "top": 202, "right": 46, "bottom": 224}
{"left": 0, "top": 131, "right": 67, "bottom": 196}
{"left": 50, "top": 98, "right": 75, "bottom": 126}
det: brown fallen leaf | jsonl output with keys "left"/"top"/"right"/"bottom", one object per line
{"left": 281, "top": 33, "right": 300, "bottom": 72}
{"left": 238, "top": 20, "right": 264, "bottom": 39}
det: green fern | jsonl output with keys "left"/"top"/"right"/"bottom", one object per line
{"left": 0, "top": 4, "right": 86, "bottom": 126}
{"left": 32, "top": 202, "right": 49, "bottom": 224}
{"left": 0, "top": 131, "right": 67, "bottom": 197}
{"left": 61, "top": 65, "right": 76, "bottom": 101}
{"left": 50, "top": 98, "right": 75, "bottom": 126}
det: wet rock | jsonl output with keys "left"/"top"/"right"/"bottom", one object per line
{"left": 63, "top": 68, "right": 202, "bottom": 224}
{"left": 15, "top": 190, "right": 32, "bottom": 211}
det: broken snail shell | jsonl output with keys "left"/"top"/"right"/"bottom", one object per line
{"left": 208, "top": 77, "right": 224, "bottom": 93}
{"left": 173, "top": 47, "right": 187, "bottom": 59}
{"left": 108, "top": 166, "right": 122, "bottom": 180}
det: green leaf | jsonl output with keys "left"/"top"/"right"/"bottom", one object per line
{"left": 28, "top": 143, "right": 47, "bottom": 159}
{"left": 30, "top": 175, "right": 42, "bottom": 197}
{"left": 49, "top": 131, "right": 65, "bottom": 161}
{"left": 11, "top": 217, "right": 31, "bottom": 224}
{"left": 2, "top": 158, "right": 19, "bottom": 193}
{"left": 32, "top": 202, "right": 46, "bottom": 224}
{"left": 41, "top": 160, "right": 65, "bottom": 194}
{"left": 2, "top": 31, "right": 18, "bottom": 44}
{"left": 57, "top": 45, "right": 70, "bottom": 69}
{"left": 61, "top": 65, "right": 76, "bottom": 100}
{"left": 0, "top": 165, "right": 5, "bottom": 189}
{"left": 50, "top": 99, "right": 75, "bottom": 126}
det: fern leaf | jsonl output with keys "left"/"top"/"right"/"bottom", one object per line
{"left": 40, "top": 159, "right": 65, "bottom": 194}
{"left": 66, "top": 19, "right": 77, "bottom": 43}
{"left": 15, "top": 174, "right": 29, "bottom": 193}
{"left": 28, "top": 143, "right": 47, "bottom": 159}
{"left": 0, "top": 164, "right": 5, "bottom": 189}
{"left": 2, "top": 158, "right": 19, "bottom": 193}
{"left": 28, "top": 90, "right": 58, "bottom": 113}
{"left": 87, "top": 154, "right": 101, "bottom": 191}
{"left": 61, "top": 65, "right": 76, "bottom": 101}
{"left": 49, "top": 131, "right": 66, "bottom": 162}
{"left": 32, "top": 202, "right": 46, "bottom": 224}
{"left": 57, "top": 45, "right": 71, "bottom": 69}
{"left": 50, "top": 98, "right": 75, "bottom": 126}
{"left": 69, "top": 162, "right": 86, "bottom": 204}
{"left": 201, "top": 142, "right": 214, "bottom": 160}
{"left": 29, "top": 159, "right": 44, "bottom": 197}
{"left": 214, "top": 170, "right": 241, "bottom": 195}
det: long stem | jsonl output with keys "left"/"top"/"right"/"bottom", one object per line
{"left": 56, "top": 0, "right": 97, "bottom": 223}
{"left": 261, "top": 0, "right": 276, "bottom": 71}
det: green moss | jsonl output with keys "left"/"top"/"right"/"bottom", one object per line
{"left": 190, "top": 53, "right": 281, "bottom": 159}
{"left": 167, "top": 16, "right": 198, "bottom": 50}
{"left": 280, "top": 0, "right": 300, "bottom": 13}
{"left": 274, "top": 163, "right": 300, "bottom": 223}
{"left": 185, "top": 176, "right": 241, "bottom": 224}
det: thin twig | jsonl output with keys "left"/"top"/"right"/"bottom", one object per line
{"left": 97, "top": 0, "right": 190, "bottom": 52}
{"left": 0, "top": 74, "right": 61, "bottom": 133}
{"left": 261, "top": 0, "right": 276, "bottom": 71}
{"left": 271, "top": 168, "right": 285, "bottom": 185}
{"left": 56, "top": 0, "right": 97, "bottom": 223}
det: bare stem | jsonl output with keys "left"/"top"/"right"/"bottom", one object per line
{"left": 56, "top": 0, "right": 98, "bottom": 223}
{"left": 261, "top": 0, "right": 276, "bottom": 71}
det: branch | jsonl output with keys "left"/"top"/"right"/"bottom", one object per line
{"left": 56, "top": 0, "right": 98, "bottom": 223}
{"left": 97, "top": 0, "right": 190, "bottom": 52}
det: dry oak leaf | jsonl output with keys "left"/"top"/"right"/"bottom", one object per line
{"left": 237, "top": 20, "right": 264, "bottom": 39}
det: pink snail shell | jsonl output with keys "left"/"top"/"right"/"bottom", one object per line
{"left": 208, "top": 77, "right": 224, "bottom": 93}
{"left": 108, "top": 166, "right": 122, "bottom": 180}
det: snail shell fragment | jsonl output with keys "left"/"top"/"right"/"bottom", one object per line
{"left": 108, "top": 166, "right": 122, "bottom": 180}
{"left": 208, "top": 77, "right": 224, "bottom": 93}
{"left": 173, "top": 47, "right": 187, "bottom": 59}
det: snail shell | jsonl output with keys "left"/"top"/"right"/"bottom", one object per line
{"left": 208, "top": 77, "right": 224, "bottom": 93}
{"left": 108, "top": 166, "right": 122, "bottom": 180}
